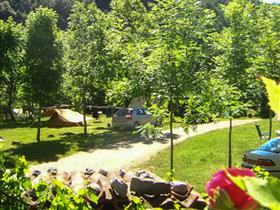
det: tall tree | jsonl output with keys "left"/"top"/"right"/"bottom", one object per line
{"left": 148, "top": 0, "right": 216, "bottom": 176}
{"left": 215, "top": 0, "right": 259, "bottom": 105}
{"left": 0, "top": 18, "right": 23, "bottom": 120}
{"left": 253, "top": 3, "right": 280, "bottom": 81}
{"left": 25, "top": 7, "right": 62, "bottom": 108}
{"left": 64, "top": 2, "right": 109, "bottom": 133}
{"left": 107, "top": 0, "right": 154, "bottom": 106}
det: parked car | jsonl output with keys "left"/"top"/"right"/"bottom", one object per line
{"left": 112, "top": 108, "right": 160, "bottom": 129}
{"left": 242, "top": 137, "right": 280, "bottom": 177}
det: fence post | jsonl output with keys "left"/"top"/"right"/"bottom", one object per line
{"left": 228, "top": 117, "right": 232, "bottom": 168}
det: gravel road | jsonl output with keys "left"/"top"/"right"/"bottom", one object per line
{"left": 30, "top": 119, "right": 260, "bottom": 172}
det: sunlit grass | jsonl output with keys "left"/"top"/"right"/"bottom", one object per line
{"left": 0, "top": 115, "right": 133, "bottom": 164}
{"left": 138, "top": 119, "right": 280, "bottom": 193}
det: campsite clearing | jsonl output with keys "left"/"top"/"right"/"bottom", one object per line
{"left": 0, "top": 115, "right": 133, "bottom": 163}
{"left": 29, "top": 119, "right": 260, "bottom": 172}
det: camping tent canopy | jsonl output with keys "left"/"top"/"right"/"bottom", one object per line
{"left": 47, "top": 109, "right": 92, "bottom": 127}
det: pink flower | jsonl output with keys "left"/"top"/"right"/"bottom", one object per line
{"left": 206, "top": 168, "right": 258, "bottom": 210}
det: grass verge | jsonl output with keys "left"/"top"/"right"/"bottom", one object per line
{"left": 137, "top": 119, "right": 280, "bottom": 192}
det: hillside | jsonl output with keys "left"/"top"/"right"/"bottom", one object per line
{"left": 0, "top": 0, "right": 225, "bottom": 29}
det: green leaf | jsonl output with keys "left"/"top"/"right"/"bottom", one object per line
{"left": 211, "top": 189, "right": 236, "bottom": 210}
{"left": 22, "top": 179, "right": 32, "bottom": 189}
{"left": 231, "top": 176, "right": 280, "bottom": 210}
{"left": 260, "top": 76, "right": 280, "bottom": 114}
{"left": 35, "top": 182, "right": 48, "bottom": 192}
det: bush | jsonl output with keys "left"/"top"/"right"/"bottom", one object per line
{"left": 133, "top": 123, "right": 164, "bottom": 141}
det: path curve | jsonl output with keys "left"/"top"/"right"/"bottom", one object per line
{"left": 30, "top": 119, "right": 260, "bottom": 172}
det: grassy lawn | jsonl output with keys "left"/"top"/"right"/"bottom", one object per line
{"left": 0, "top": 115, "right": 134, "bottom": 164}
{"left": 137, "top": 119, "right": 280, "bottom": 193}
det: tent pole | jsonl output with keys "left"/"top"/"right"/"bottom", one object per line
{"left": 228, "top": 117, "right": 232, "bottom": 168}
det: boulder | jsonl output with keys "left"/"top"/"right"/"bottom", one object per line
{"left": 130, "top": 177, "right": 171, "bottom": 195}
{"left": 47, "top": 167, "right": 58, "bottom": 176}
{"left": 99, "top": 169, "right": 108, "bottom": 177}
{"left": 171, "top": 181, "right": 192, "bottom": 195}
{"left": 110, "top": 178, "right": 128, "bottom": 198}
{"left": 119, "top": 169, "right": 126, "bottom": 178}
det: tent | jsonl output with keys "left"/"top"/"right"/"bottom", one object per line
{"left": 42, "top": 108, "right": 57, "bottom": 117}
{"left": 47, "top": 109, "right": 92, "bottom": 127}
{"left": 275, "top": 113, "right": 280, "bottom": 121}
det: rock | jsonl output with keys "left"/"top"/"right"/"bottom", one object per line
{"left": 71, "top": 172, "right": 86, "bottom": 193}
{"left": 110, "top": 178, "right": 128, "bottom": 198}
{"left": 99, "top": 169, "right": 108, "bottom": 177}
{"left": 87, "top": 183, "right": 101, "bottom": 195}
{"left": 90, "top": 173, "right": 113, "bottom": 200}
{"left": 119, "top": 169, "right": 126, "bottom": 178}
{"left": 0, "top": 136, "right": 4, "bottom": 141}
{"left": 159, "top": 198, "right": 175, "bottom": 209}
{"left": 189, "top": 199, "right": 207, "bottom": 210}
{"left": 135, "top": 170, "right": 155, "bottom": 180}
{"left": 183, "top": 190, "right": 200, "bottom": 208}
{"left": 130, "top": 177, "right": 171, "bottom": 195}
{"left": 85, "top": 168, "right": 95, "bottom": 176}
{"left": 56, "top": 172, "right": 70, "bottom": 185}
{"left": 32, "top": 170, "right": 41, "bottom": 177}
{"left": 47, "top": 167, "right": 58, "bottom": 176}
{"left": 171, "top": 181, "right": 191, "bottom": 195}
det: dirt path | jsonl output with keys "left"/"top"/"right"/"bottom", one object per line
{"left": 30, "top": 119, "right": 260, "bottom": 172}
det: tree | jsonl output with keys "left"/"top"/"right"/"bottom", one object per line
{"left": 64, "top": 2, "right": 109, "bottom": 134}
{"left": 25, "top": 7, "right": 62, "bottom": 109}
{"left": 106, "top": 0, "right": 154, "bottom": 106}
{"left": 0, "top": 18, "right": 23, "bottom": 121}
{"left": 253, "top": 4, "right": 280, "bottom": 81}
{"left": 215, "top": 0, "right": 260, "bottom": 110}
{"left": 148, "top": 0, "right": 216, "bottom": 177}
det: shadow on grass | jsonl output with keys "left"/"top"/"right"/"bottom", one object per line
{"left": 6, "top": 128, "right": 157, "bottom": 163}
{"left": 6, "top": 140, "right": 71, "bottom": 163}
{"left": 0, "top": 119, "right": 57, "bottom": 130}
{"left": 0, "top": 120, "right": 34, "bottom": 130}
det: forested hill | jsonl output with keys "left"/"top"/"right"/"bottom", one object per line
{"left": 0, "top": 0, "right": 226, "bottom": 29}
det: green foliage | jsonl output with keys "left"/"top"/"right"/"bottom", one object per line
{"left": 260, "top": 76, "right": 280, "bottom": 114}
{"left": 0, "top": 0, "right": 279, "bottom": 121}
{"left": 0, "top": 17, "right": 24, "bottom": 120}
{"left": 106, "top": 79, "right": 132, "bottom": 107}
{"left": 133, "top": 123, "right": 164, "bottom": 141}
{"left": 125, "top": 196, "right": 153, "bottom": 210}
{"left": 0, "top": 150, "right": 99, "bottom": 209}
{"left": 25, "top": 7, "right": 62, "bottom": 107}
{"left": 107, "top": 0, "right": 153, "bottom": 105}
{"left": 0, "top": 152, "right": 30, "bottom": 209}
{"left": 252, "top": 166, "right": 270, "bottom": 179}
{"left": 231, "top": 175, "right": 280, "bottom": 210}
{"left": 64, "top": 1, "right": 110, "bottom": 106}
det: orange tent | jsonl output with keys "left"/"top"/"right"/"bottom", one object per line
{"left": 42, "top": 108, "right": 56, "bottom": 117}
{"left": 47, "top": 109, "right": 92, "bottom": 127}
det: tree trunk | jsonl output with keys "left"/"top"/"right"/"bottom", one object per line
{"left": 36, "top": 108, "right": 41, "bottom": 143}
{"left": 269, "top": 111, "right": 272, "bottom": 140}
{"left": 228, "top": 118, "right": 232, "bottom": 168}
{"left": 7, "top": 79, "right": 16, "bottom": 121}
{"left": 169, "top": 99, "right": 174, "bottom": 179}
{"left": 82, "top": 92, "right": 87, "bottom": 135}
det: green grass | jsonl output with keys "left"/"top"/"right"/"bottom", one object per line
{"left": 137, "top": 119, "right": 280, "bottom": 193}
{"left": 0, "top": 115, "right": 135, "bottom": 164}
